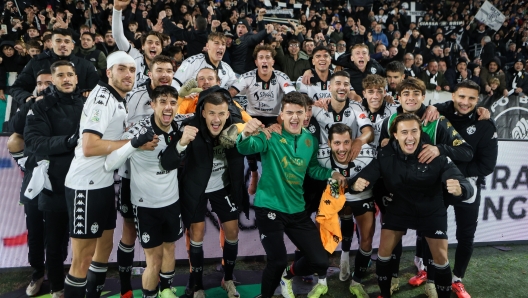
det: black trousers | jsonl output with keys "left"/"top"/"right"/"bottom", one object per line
{"left": 254, "top": 207, "right": 329, "bottom": 297}
{"left": 24, "top": 200, "right": 46, "bottom": 281}
{"left": 44, "top": 210, "right": 70, "bottom": 292}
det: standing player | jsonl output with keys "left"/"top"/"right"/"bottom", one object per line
{"left": 432, "top": 81, "right": 498, "bottom": 298}
{"left": 63, "top": 51, "right": 156, "bottom": 297}
{"left": 160, "top": 92, "right": 249, "bottom": 298}
{"left": 228, "top": 44, "right": 296, "bottom": 195}
{"left": 297, "top": 46, "right": 333, "bottom": 102}
{"left": 112, "top": 0, "right": 164, "bottom": 87}
{"left": 173, "top": 32, "right": 237, "bottom": 92}
{"left": 105, "top": 86, "right": 186, "bottom": 298}
{"left": 237, "top": 92, "right": 347, "bottom": 298}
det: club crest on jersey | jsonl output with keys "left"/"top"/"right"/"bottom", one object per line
{"left": 142, "top": 232, "right": 150, "bottom": 243}
{"left": 308, "top": 124, "right": 316, "bottom": 133}
{"left": 466, "top": 125, "right": 476, "bottom": 135}
{"left": 91, "top": 222, "right": 99, "bottom": 234}
{"left": 371, "top": 67, "right": 377, "bottom": 74}
{"left": 267, "top": 212, "right": 276, "bottom": 220}
{"left": 305, "top": 138, "right": 311, "bottom": 147}
{"left": 121, "top": 204, "right": 128, "bottom": 214}
{"left": 344, "top": 110, "right": 351, "bottom": 117}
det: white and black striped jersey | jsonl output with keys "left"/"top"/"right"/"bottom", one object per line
{"left": 296, "top": 70, "right": 334, "bottom": 101}
{"left": 231, "top": 69, "right": 295, "bottom": 117}
{"left": 125, "top": 83, "right": 153, "bottom": 126}
{"left": 173, "top": 53, "right": 237, "bottom": 91}
{"left": 65, "top": 82, "right": 127, "bottom": 190}
{"left": 121, "top": 115, "right": 182, "bottom": 208}
{"left": 312, "top": 100, "right": 372, "bottom": 167}
{"left": 361, "top": 99, "right": 400, "bottom": 148}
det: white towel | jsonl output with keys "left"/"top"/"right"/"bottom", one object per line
{"left": 24, "top": 160, "right": 52, "bottom": 200}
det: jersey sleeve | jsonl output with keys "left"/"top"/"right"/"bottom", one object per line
{"left": 350, "top": 102, "right": 372, "bottom": 130}
{"left": 276, "top": 71, "right": 296, "bottom": 94}
{"left": 223, "top": 64, "right": 238, "bottom": 88}
{"left": 296, "top": 77, "right": 308, "bottom": 94}
{"left": 82, "top": 99, "right": 114, "bottom": 138}
{"left": 435, "top": 117, "right": 474, "bottom": 163}
{"left": 231, "top": 73, "right": 250, "bottom": 93}
{"left": 173, "top": 57, "right": 196, "bottom": 90}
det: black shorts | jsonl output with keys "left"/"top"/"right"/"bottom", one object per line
{"left": 190, "top": 187, "right": 239, "bottom": 224}
{"left": 382, "top": 211, "right": 448, "bottom": 240}
{"left": 133, "top": 201, "right": 183, "bottom": 249}
{"left": 118, "top": 178, "right": 134, "bottom": 220}
{"left": 340, "top": 199, "right": 376, "bottom": 217}
{"left": 65, "top": 186, "right": 117, "bottom": 239}
{"left": 373, "top": 179, "right": 392, "bottom": 214}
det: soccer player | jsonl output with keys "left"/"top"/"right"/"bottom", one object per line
{"left": 173, "top": 32, "right": 237, "bottom": 91}
{"left": 63, "top": 51, "right": 157, "bottom": 297}
{"left": 105, "top": 86, "right": 187, "bottom": 298}
{"left": 24, "top": 61, "right": 85, "bottom": 298}
{"left": 237, "top": 92, "right": 347, "bottom": 298}
{"left": 228, "top": 44, "right": 296, "bottom": 194}
{"left": 112, "top": 0, "right": 164, "bottom": 87}
{"left": 296, "top": 46, "right": 333, "bottom": 102}
{"left": 160, "top": 92, "right": 249, "bottom": 298}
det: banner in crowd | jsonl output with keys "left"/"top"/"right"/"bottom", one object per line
{"left": 481, "top": 94, "right": 528, "bottom": 139}
{"left": 0, "top": 138, "right": 527, "bottom": 268}
{"left": 475, "top": 0, "right": 506, "bottom": 31}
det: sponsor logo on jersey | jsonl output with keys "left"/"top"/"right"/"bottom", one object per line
{"left": 96, "top": 100, "right": 104, "bottom": 105}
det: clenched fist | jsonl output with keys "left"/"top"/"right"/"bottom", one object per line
{"left": 180, "top": 126, "right": 199, "bottom": 146}
{"left": 446, "top": 179, "right": 462, "bottom": 196}
{"left": 352, "top": 177, "right": 369, "bottom": 192}
{"left": 242, "top": 118, "right": 264, "bottom": 137}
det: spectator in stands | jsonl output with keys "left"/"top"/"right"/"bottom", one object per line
{"left": 480, "top": 57, "right": 506, "bottom": 95}
{"left": 74, "top": 32, "right": 107, "bottom": 77}
{"left": 423, "top": 45, "right": 445, "bottom": 67}
{"left": 505, "top": 42, "right": 524, "bottom": 64}
{"left": 25, "top": 40, "right": 42, "bottom": 58}
{"left": 372, "top": 24, "right": 389, "bottom": 47}
{"left": 480, "top": 36, "right": 496, "bottom": 67}
{"left": 160, "top": 12, "right": 208, "bottom": 57}
{"left": 487, "top": 77, "right": 504, "bottom": 100}
{"left": 335, "top": 40, "right": 347, "bottom": 59}
{"left": 275, "top": 38, "right": 311, "bottom": 82}
{"left": 504, "top": 58, "right": 528, "bottom": 97}
{"left": 403, "top": 53, "right": 421, "bottom": 78}
{"left": 415, "top": 54, "right": 424, "bottom": 70}
{"left": 445, "top": 58, "right": 480, "bottom": 91}
{"left": 419, "top": 60, "right": 450, "bottom": 92}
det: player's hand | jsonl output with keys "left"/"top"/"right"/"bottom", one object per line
{"left": 421, "top": 105, "right": 439, "bottom": 125}
{"left": 314, "top": 98, "right": 330, "bottom": 111}
{"left": 180, "top": 126, "right": 199, "bottom": 146}
{"left": 384, "top": 94, "right": 395, "bottom": 104}
{"left": 417, "top": 144, "right": 440, "bottom": 164}
{"left": 331, "top": 172, "right": 348, "bottom": 188}
{"left": 131, "top": 126, "right": 155, "bottom": 148}
{"left": 380, "top": 138, "right": 389, "bottom": 147}
{"left": 446, "top": 179, "right": 462, "bottom": 196}
{"left": 66, "top": 130, "right": 79, "bottom": 149}
{"left": 477, "top": 107, "right": 490, "bottom": 120}
{"left": 264, "top": 123, "right": 282, "bottom": 139}
{"left": 301, "top": 69, "right": 313, "bottom": 85}
{"left": 211, "top": 20, "right": 220, "bottom": 28}
{"left": 139, "top": 135, "right": 159, "bottom": 151}
{"left": 349, "top": 139, "right": 362, "bottom": 161}
{"left": 243, "top": 118, "right": 264, "bottom": 137}
{"left": 113, "top": 0, "right": 130, "bottom": 11}
{"left": 352, "top": 177, "right": 369, "bottom": 192}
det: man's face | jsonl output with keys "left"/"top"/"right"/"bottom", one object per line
{"left": 394, "top": 120, "right": 421, "bottom": 155}
{"left": 412, "top": 29, "right": 419, "bottom": 38}
{"left": 428, "top": 62, "right": 438, "bottom": 75}
{"left": 107, "top": 63, "right": 136, "bottom": 94}
{"left": 337, "top": 41, "right": 346, "bottom": 52}
{"left": 457, "top": 62, "right": 467, "bottom": 72}
{"left": 151, "top": 95, "right": 178, "bottom": 129}
{"left": 436, "top": 34, "right": 443, "bottom": 42}
{"left": 304, "top": 41, "right": 315, "bottom": 55}
{"left": 386, "top": 71, "right": 403, "bottom": 90}
{"left": 280, "top": 103, "right": 305, "bottom": 134}
{"left": 196, "top": 68, "right": 219, "bottom": 90}
{"left": 351, "top": 47, "right": 370, "bottom": 70}
{"left": 173, "top": 51, "right": 183, "bottom": 62}
{"left": 255, "top": 50, "right": 274, "bottom": 76}
{"left": 236, "top": 24, "right": 248, "bottom": 37}
{"left": 363, "top": 86, "right": 385, "bottom": 110}
{"left": 36, "top": 74, "right": 52, "bottom": 95}
{"left": 51, "top": 65, "right": 78, "bottom": 93}
{"left": 404, "top": 54, "right": 414, "bottom": 67}
{"left": 375, "top": 24, "right": 382, "bottom": 33}
{"left": 452, "top": 87, "right": 479, "bottom": 115}
{"left": 488, "top": 61, "right": 498, "bottom": 72}
{"left": 415, "top": 54, "right": 423, "bottom": 66}
{"left": 329, "top": 132, "right": 352, "bottom": 164}
{"left": 129, "top": 23, "right": 138, "bottom": 32}
{"left": 206, "top": 37, "right": 226, "bottom": 63}
{"left": 224, "top": 0, "right": 232, "bottom": 9}
{"left": 312, "top": 50, "right": 331, "bottom": 72}
{"left": 149, "top": 62, "right": 174, "bottom": 87}
{"left": 142, "top": 35, "right": 163, "bottom": 61}
{"left": 288, "top": 42, "right": 300, "bottom": 55}
{"left": 202, "top": 101, "right": 230, "bottom": 137}
{"left": 400, "top": 88, "right": 424, "bottom": 113}
{"left": 105, "top": 33, "right": 115, "bottom": 46}
{"left": 438, "top": 61, "right": 447, "bottom": 73}
{"left": 28, "top": 28, "right": 39, "bottom": 38}
{"left": 2, "top": 46, "right": 14, "bottom": 57}
{"left": 52, "top": 34, "right": 74, "bottom": 57}
{"left": 329, "top": 75, "right": 350, "bottom": 103}
{"left": 433, "top": 47, "right": 443, "bottom": 56}
{"left": 303, "top": 105, "right": 313, "bottom": 127}
{"left": 510, "top": 43, "right": 516, "bottom": 52}
{"left": 28, "top": 47, "right": 41, "bottom": 57}
{"left": 389, "top": 47, "right": 398, "bottom": 58}
{"left": 81, "top": 34, "right": 95, "bottom": 49}
{"left": 515, "top": 61, "right": 524, "bottom": 71}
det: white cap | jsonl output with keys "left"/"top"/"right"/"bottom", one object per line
{"left": 107, "top": 51, "right": 136, "bottom": 70}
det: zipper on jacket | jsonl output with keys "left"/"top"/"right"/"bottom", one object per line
{"left": 294, "top": 135, "right": 297, "bottom": 153}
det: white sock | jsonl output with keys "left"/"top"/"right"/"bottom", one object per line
{"left": 341, "top": 251, "right": 350, "bottom": 262}
{"left": 414, "top": 256, "right": 424, "bottom": 271}
{"left": 318, "top": 277, "right": 327, "bottom": 286}
{"left": 452, "top": 275, "right": 462, "bottom": 283}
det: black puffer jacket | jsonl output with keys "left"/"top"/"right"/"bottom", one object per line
{"left": 24, "top": 86, "right": 84, "bottom": 212}
{"left": 10, "top": 51, "right": 99, "bottom": 105}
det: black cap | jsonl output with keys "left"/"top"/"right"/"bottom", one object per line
{"left": 456, "top": 57, "right": 468, "bottom": 66}
{"left": 515, "top": 58, "right": 525, "bottom": 64}
{"left": 224, "top": 30, "right": 234, "bottom": 38}
{"left": 236, "top": 19, "right": 250, "bottom": 31}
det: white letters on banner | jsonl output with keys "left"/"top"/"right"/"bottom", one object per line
{"left": 0, "top": 138, "right": 527, "bottom": 268}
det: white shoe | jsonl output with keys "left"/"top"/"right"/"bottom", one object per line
{"left": 339, "top": 259, "right": 351, "bottom": 281}
{"left": 280, "top": 275, "right": 295, "bottom": 298}
{"left": 26, "top": 277, "right": 44, "bottom": 296}
{"left": 194, "top": 289, "right": 206, "bottom": 298}
{"left": 221, "top": 279, "right": 240, "bottom": 298}
{"left": 425, "top": 283, "right": 438, "bottom": 298}
{"left": 51, "top": 289, "right": 64, "bottom": 298}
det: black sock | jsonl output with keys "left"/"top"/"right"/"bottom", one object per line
{"left": 340, "top": 215, "right": 354, "bottom": 252}
{"left": 9, "top": 150, "right": 25, "bottom": 171}
{"left": 142, "top": 288, "right": 158, "bottom": 298}
{"left": 64, "top": 274, "right": 87, "bottom": 298}
{"left": 294, "top": 250, "right": 304, "bottom": 262}
{"left": 189, "top": 240, "right": 204, "bottom": 290}
{"left": 353, "top": 248, "right": 372, "bottom": 282}
{"left": 376, "top": 255, "right": 392, "bottom": 298}
{"left": 434, "top": 262, "right": 452, "bottom": 298}
{"left": 415, "top": 232, "right": 423, "bottom": 258}
{"left": 86, "top": 261, "right": 108, "bottom": 298}
{"left": 390, "top": 240, "right": 403, "bottom": 278}
{"left": 160, "top": 270, "right": 175, "bottom": 291}
{"left": 422, "top": 240, "right": 435, "bottom": 282}
{"left": 117, "top": 241, "right": 134, "bottom": 294}
{"left": 223, "top": 238, "right": 238, "bottom": 281}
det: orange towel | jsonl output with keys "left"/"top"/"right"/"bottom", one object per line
{"left": 316, "top": 180, "right": 346, "bottom": 253}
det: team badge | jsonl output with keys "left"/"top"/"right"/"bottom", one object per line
{"left": 267, "top": 212, "right": 276, "bottom": 220}
{"left": 235, "top": 38, "right": 241, "bottom": 45}
{"left": 91, "top": 222, "right": 99, "bottom": 234}
{"left": 466, "top": 125, "right": 476, "bottom": 135}
{"left": 121, "top": 204, "right": 128, "bottom": 214}
{"left": 371, "top": 67, "right": 377, "bottom": 74}
{"left": 308, "top": 124, "right": 316, "bottom": 133}
{"left": 91, "top": 109, "right": 101, "bottom": 122}
{"left": 344, "top": 110, "right": 351, "bottom": 117}
{"left": 305, "top": 139, "right": 311, "bottom": 147}
{"left": 142, "top": 232, "right": 150, "bottom": 243}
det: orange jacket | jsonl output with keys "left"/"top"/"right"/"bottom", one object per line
{"left": 316, "top": 183, "right": 346, "bottom": 253}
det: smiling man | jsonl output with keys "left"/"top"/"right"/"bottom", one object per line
{"left": 297, "top": 46, "right": 334, "bottom": 102}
